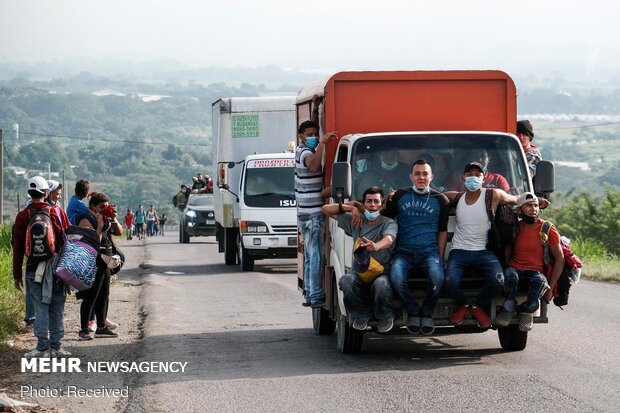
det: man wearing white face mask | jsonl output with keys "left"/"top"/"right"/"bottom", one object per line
{"left": 322, "top": 187, "right": 397, "bottom": 333}
{"left": 295, "top": 119, "right": 338, "bottom": 307}
{"left": 444, "top": 162, "right": 521, "bottom": 328}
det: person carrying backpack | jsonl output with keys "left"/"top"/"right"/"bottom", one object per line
{"left": 12, "top": 176, "right": 68, "bottom": 358}
{"left": 496, "top": 193, "right": 564, "bottom": 332}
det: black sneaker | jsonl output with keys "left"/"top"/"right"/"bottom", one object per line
{"left": 95, "top": 327, "right": 118, "bottom": 338}
{"left": 78, "top": 330, "right": 93, "bottom": 341}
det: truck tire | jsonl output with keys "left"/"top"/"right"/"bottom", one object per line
{"left": 216, "top": 223, "right": 224, "bottom": 253}
{"left": 498, "top": 324, "right": 528, "bottom": 351}
{"left": 335, "top": 302, "right": 364, "bottom": 354}
{"left": 180, "top": 225, "right": 190, "bottom": 244}
{"left": 312, "top": 306, "right": 336, "bottom": 336}
{"left": 224, "top": 228, "right": 238, "bottom": 265}
{"left": 238, "top": 236, "right": 254, "bottom": 271}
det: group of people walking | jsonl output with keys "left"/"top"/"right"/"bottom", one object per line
{"left": 123, "top": 205, "right": 167, "bottom": 240}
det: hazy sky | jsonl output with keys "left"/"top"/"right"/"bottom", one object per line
{"left": 1, "top": 0, "right": 619, "bottom": 80}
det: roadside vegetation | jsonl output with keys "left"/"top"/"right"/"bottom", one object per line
{"left": 0, "top": 226, "right": 22, "bottom": 343}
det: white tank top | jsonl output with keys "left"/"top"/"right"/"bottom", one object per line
{"left": 451, "top": 189, "right": 491, "bottom": 251}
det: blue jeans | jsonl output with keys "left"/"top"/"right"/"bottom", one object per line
{"left": 147, "top": 221, "right": 155, "bottom": 236}
{"left": 389, "top": 250, "right": 444, "bottom": 317}
{"left": 339, "top": 273, "right": 393, "bottom": 320}
{"left": 26, "top": 272, "right": 66, "bottom": 351}
{"left": 299, "top": 214, "right": 325, "bottom": 303}
{"left": 503, "top": 267, "right": 548, "bottom": 314}
{"left": 24, "top": 283, "right": 36, "bottom": 324}
{"left": 445, "top": 249, "right": 504, "bottom": 308}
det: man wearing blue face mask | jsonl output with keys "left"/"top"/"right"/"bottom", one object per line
{"left": 322, "top": 186, "right": 398, "bottom": 333}
{"left": 295, "top": 119, "right": 338, "bottom": 307}
{"left": 357, "top": 149, "right": 410, "bottom": 197}
{"left": 383, "top": 159, "right": 450, "bottom": 335}
{"left": 443, "top": 162, "right": 521, "bottom": 328}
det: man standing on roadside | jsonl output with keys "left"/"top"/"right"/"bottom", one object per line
{"left": 295, "top": 118, "right": 337, "bottom": 308}
{"left": 67, "top": 178, "right": 90, "bottom": 225}
{"left": 383, "top": 159, "right": 450, "bottom": 335}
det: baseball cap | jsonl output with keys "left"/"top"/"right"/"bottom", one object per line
{"left": 517, "top": 192, "right": 538, "bottom": 208}
{"left": 464, "top": 161, "right": 485, "bottom": 174}
{"left": 48, "top": 179, "right": 61, "bottom": 192}
{"left": 28, "top": 176, "right": 49, "bottom": 194}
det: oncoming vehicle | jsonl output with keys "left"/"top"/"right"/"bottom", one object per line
{"left": 180, "top": 193, "right": 216, "bottom": 243}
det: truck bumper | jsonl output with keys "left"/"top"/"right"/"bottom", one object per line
{"left": 241, "top": 234, "right": 297, "bottom": 259}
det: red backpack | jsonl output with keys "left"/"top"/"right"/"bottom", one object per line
{"left": 25, "top": 206, "right": 56, "bottom": 261}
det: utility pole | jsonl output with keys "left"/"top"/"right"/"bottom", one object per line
{"left": 0, "top": 129, "right": 4, "bottom": 225}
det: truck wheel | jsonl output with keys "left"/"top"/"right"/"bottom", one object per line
{"left": 224, "top": 228, "right": 238, "bottom": 265}
{"left": 335, "top": 302, "right": 364, "bottom": 354}
{"left": 238, "top": 237, "right": 254, "bottom": 271}
{"left": 312, "top": 306, "right": 336, "bottom": 336}
{"left": 216, "top": 223, "right": 224, "bottom": 253}
{"left": 180, "top": 225, "right": 190, "bottom": 244}
{"left": 498, "top": 324, "right": 528, "bottom": 351}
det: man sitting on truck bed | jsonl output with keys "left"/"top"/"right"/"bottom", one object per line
{"left": 322, "top": 186, "right": 398, "bottom": 333}
{"left": 383, "top": 159, "right": 450, "bottom": 335}
{"left": 443, "top": 162, "right": 520, "bottom": 328}
{"left": 295, "top": 120, "right": 338, "bottom": 307}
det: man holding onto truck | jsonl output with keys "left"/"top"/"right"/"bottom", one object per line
{"left": 322, "top": 186, "right": 398, "bottom": 333}
{"left": 444, "top": 162, "right": 520, "bottom": 328}
{"left": 295, "top": 120, "right": 337, "bottom": 307}
{"left": 383, "top": 159, "right": 450, "bottom": 335}
{"left": 517, "top": 120, "right": 542, "bottom": 177}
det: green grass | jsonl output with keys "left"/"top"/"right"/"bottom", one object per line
{"left": 0, "top": 226, "right": 23, "bottom": 341}
{"left": 570, "top": 238, "right": 620, "bottom": 283}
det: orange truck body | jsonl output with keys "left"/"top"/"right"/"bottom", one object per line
{"left": 296, "top": 70, "right": 517, "bottom": 185}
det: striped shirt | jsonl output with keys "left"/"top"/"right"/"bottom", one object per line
{"left": 295, "top": 144, "right": 324, "bottom": 216}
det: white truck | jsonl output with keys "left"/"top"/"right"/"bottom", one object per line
{"left": 212, "top": 96, "right": 298, "bottom": 271}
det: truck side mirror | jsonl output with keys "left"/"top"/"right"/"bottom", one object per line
{"left": 228, "top": 162, "right": 236, "bottom": 169}
{"left": 331, "top": 162, "right": 351, "bottom": 202}
{"left": 533, "top": 160, "right": 555, "bottom": 197}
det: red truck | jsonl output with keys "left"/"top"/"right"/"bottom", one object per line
{"left": 295, "top": 71, "right": 555, "bottom": 353}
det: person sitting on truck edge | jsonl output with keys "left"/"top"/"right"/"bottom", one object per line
{"left": 469, "top": 149, "right": 510, "bottom": 192}
{"left": 517, "top": 120, "right": 542, "bottom": 177}
{"left": 443, "top": 162, "right": 520, "bottom": 328}
{"left": 495, "top": 193, "right": 564, "bottom": 332}
{"left": 295, "top": 120, "right": 338, "bottom": 308}
{"left": 322, "top": 186, "right": 398, "bottom": 333}
{"left": 383, "top": 159, "right": 450, "bottom": 335}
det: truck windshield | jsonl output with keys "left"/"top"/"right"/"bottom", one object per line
{"left": 243, "top": 166, "right": 296, "bottom": 208}
{"left": 351, "top": 133, "right": 529, "bottom": 200}
{"left": 188, "top": 195, "right": 214, "bottom": 207}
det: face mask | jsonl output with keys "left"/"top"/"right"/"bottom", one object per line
{"left": 412, "top": 185, "right": 430, "bottom": 195}
{"left": 305, "top": 136, "right": 319, "bottom": 150}
{"left": 381, "top": 161, "right": 399, "bottom": 171}
{"left": 464, "top": 176, "right": 483, "bottom": 192}
{"left": 522, "top": 215, "right": 539, "bottom": 224}
{"left": 356, "top": 159, "right": 367, "bottom": 174}
{"left": 364, "top": 210, "right": 381, "bottom": 221}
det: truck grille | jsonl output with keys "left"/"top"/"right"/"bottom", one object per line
{"left": 271, "top": 225, "right": 297, "bottom": 233}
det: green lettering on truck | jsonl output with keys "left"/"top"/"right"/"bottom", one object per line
{"left": 232, "top": 115, "right": 260, "bottom": 138}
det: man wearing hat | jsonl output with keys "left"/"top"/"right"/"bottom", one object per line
{"left": 517, "top": 120, "right": 542, "bottom": 177}
{"left": 12, "top": 176, "right": 69, "bottom": 358}
{"left": 496, "top": 192, "right": 564, "bottom": 332}
{"left": 444, "top": 162, "right": 521, "bottom": 328}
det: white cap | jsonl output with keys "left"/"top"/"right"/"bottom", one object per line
{"left": 48, "top": 179, "right": 60, "bottom": 192}
{"left": 28, "top": 176, "right": 49, "bottom": 195}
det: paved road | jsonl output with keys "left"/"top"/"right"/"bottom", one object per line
{"left": 121, "top": 233, "right": 620, "bottom": 412}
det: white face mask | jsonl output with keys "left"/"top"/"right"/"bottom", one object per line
{"left": 381, "top": 161, "right": 399, "bottom": 171}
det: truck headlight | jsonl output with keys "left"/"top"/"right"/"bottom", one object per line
{"left": 240, "top": 220, "right": 268, "bottom": 233}
{"left": 185, "top": 210, "right": 197, "bottom": 218}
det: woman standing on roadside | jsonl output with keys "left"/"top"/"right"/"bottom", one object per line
{"left": 76, "top": 192, "right": 122, "bottom": 340}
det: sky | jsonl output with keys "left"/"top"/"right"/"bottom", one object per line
{"left": 1, "top": 0, "right": 619, "bottom": 82}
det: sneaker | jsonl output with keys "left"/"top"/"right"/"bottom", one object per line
{"left": 450, "top": 305, "right": 469, "bottom": 325}
{"left": 50, "top": 347, "right": 72, "bottom": 357}
{"left": 310, "top": 300, "right": 326, "bottom": 308}
{"left": 95, "top": 327, "right": 118, "bottom": 338}
{"left": 24, "top": 348, "right": 49, "bottom": 358}
{"left": 105, "top": 319, "right": 118, "bottom": 330}
{"left": 406, "top": 316, "right": 421, "bottom": 335}
{"left": 88, "top": 320, "right": 96, "bottom": 332}
{"left": 377, "top": 318, "right": 394, "bottom": 333}
{"left": 420, "top": 317, "right": 435, "bottom": 335}
{"left": 495, "top": 310, "right": 516, "bottom": 327}
{"left": 519, "top": 313, "right": 534, "bottom": 332}
{"left": 471, "top": 306, "right": 491, "bottom": 328}
{"left": 302, "top": 299, "right": 312, "bottom": 307}
{"left": 351, "top": 318, "right": 369, "bottom": 331}
{"left": 78, "top": 330, "right": 93, "bottom": 341}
